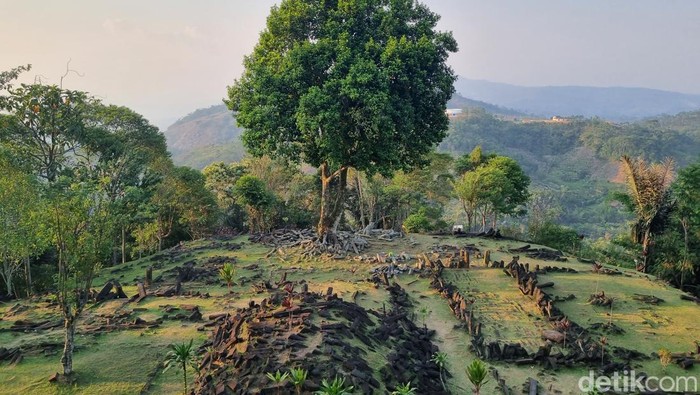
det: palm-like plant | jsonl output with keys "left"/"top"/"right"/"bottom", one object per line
{"left": 266, "top": 370, "right": 289, "bottom": 395}
{"left": 430, "top": 351, "right": 448, "bottom": 391}
{"left": 314, "top": 376, "right": 354, "bottom": 395}
{"left": 391, "top": 381, "right": 417, "bottom": 395}
{"left": 289, "top": 367, "right": 308, "bottom": 395}
{"left": 619, "top": 155, "right": 675, "bottom": 272}
{"left": 163, "top": 339, "right": 198, "bottom": 395}
{"left": 466, "top": 359, "right": 489, "bottom": 395}
{"left": 219, "top": 262, "right": 236, "bottom": 292}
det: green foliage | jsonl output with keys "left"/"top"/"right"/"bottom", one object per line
{"left": 0, "top": 64, "right": 31, "bottom": 91}
{"left": 391, "top": 381, "right": 417, "bottom": 395}
{"left": 234, "top": 174, "right": 276, "bottom": 232}
{"left": 314, "top": 376, "right": 354, "bottom": 395}
{"left": 530, "top": 221, "right": 581, "bottom": 254}
{"left": 228, "top": 0, "right": 457, "bottom": 234}
{"left": 653, "top": 159, "right": 700, "bottom": 287}
{"left": 289, "top": 367, "right": 308, "bottom": 395}
{"left": 0, "top": 153, "right": 48, "bottom": 297}
{"left": 430, "top": 351, "right": 448, "bottom": 391}
{"left": 403, "top": 206, "right": 443, "bottom": 233}
{"left": 218, "top": 263, "right": 236, "bottom": 292}
{"left": 163, "top": 339, "right": 198, "bottom": 395}
{"left": 465, "top": 359, "right": 489, "bottom": 394}
{"left": 454, "top": 152, "right": 530, "bottom": 231}
{"left": 266, "top": 370, "right": 290, "bottom": 395}
{"left": 0, "top": 83, "right": 94, "bottom": 182}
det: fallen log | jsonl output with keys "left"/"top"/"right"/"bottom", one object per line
{"left": 680, "top": 294, "right": 700, "bottom": 304}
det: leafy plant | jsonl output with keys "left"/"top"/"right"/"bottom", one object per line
{"left": 314, "top": 376, "right": 354, "bottom": 395}
{"left": 391, "top": 381, "right": 417, "bottom": 395}
{"left": 431, "top": 351, "right": 448, "bottom": 391}
{"left": 163, "top": 339, "right": 198, "bottom": 395}
{"left": 465, "top": 359, "right": 489, "bottom": 395}
{"left": 266, "top": 370, "right": 289, "bottom": 395}
{"left": 289, "top": 367, "right": 308, "bottom": 395}
{"left": 218, "top": 262, "right": 236, "bottom": 292}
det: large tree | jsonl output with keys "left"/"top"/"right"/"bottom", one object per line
{"left": 227, "top": 0, "right": 457, "bottom": 237}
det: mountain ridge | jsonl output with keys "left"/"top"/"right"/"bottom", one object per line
{"left": 454, "top": 77, "right": 700, "bottom": 121}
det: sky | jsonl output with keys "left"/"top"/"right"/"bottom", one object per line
{"left": 2, "top": 0, "right": 700, "bottom": 129}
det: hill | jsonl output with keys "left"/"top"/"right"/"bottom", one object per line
{"left": 439, "top": 110, "right": 700, "bottom": 235}
{"left": 455, "top": 77, "right": 700, "bottom": 121}
{"left": 162, "top": 97, "right": 700, "bottom": 236}
{"left": 163, "top": 94, "right": 521, "bottom": 170}
{"left": 2, "top": 235, "right": 698, "bottom": 394}
{"left": 162, "top": 104, "right": 245, "bottom": 169}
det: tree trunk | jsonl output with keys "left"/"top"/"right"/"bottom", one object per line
{"left": 1, "top": 260, "right": 13, "bottom": 298}
{"left": 24, "top": 256, "right": 32, "bottom": 297}
{"left": 317, "top": 162, "right": 347, "bottom": 238}
{"left": 681, "top": 217, "right": 690, "bottom": 255}
{"left": 61, "top": 317, "right": 76, "bottom": 376}
{"left": 356, "top": 172, "right": 365, "bottom": 229}
{"left": 121, "top": 226, "right": 127, "bottom": 265}
{"left": 641, "top": 227, "right": 652, "bottom": 273}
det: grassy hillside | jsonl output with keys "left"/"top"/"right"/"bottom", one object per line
{"left": 1, "top": 235, "right": 698, "bottom": 394}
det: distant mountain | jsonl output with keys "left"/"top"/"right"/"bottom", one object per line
{"left": 163, "top": 104, "right": 245, "bottom": 169}
{"left": 454, "top": 78, "right": 700, "bottom": 121}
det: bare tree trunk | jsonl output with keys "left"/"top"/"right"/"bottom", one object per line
{"left": 681, "top": 217, "right": 690, "bottom": 255}
{"left": 121, "top": 226, "right": 127, "bottom": 265}
{"left": 641, "top": 227, "right": 652, "bottom": 273}
{"left": 1, "top": 260, "right": 13, "bottom": 298}
{"left": 24, "top": 256, "right": 32, "bottom": 297}
{"left": 317, "top": 163, "right": 347, "bottom": 238}
{"left": 356, "top": 172, "right": 365, "bottom": 229}
{"left": 61, "top": 316, "right": 76, "bottom": 376}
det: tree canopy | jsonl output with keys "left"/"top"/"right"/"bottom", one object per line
{"left": 227, "top": 0, "right": 457, "bottom": 236}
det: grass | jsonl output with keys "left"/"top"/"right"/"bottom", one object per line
{"left": 1, "top": 234, "right": 699, "bottom": 395}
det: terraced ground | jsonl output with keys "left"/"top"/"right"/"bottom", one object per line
{"left": 0, "top": 234, "right": 698, "bottom": 394}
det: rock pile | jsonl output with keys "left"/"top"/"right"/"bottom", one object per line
{"left": 502, "top": 257, "right": 647, "bottom": 371}
{"left": 250, "top": 229, "right": 370, "bottom": 256}
{"left": 509, "top": 245, "right": 567, "bottom": 262}
{"left": 192, "top": 284, "right": 447, "bottom": 394}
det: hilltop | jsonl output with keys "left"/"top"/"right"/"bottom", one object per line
{"left": 1, "top": 234, "right": 698, "bottom": 394}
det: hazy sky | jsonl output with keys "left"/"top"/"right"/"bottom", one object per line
{"left": 2, "top": 0, "right": 700, "bottom": 128}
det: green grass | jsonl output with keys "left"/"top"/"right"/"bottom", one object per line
{"left": 1, "top": 234, "right": 699, "bottom": 395}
